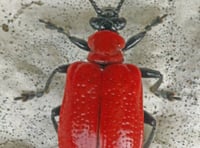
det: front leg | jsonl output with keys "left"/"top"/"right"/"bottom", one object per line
{"left": 140, "top": 68, "right": 181, "bottom": 101}
{"left": 39, "top": 19, "right": 90, "bottom": 52}
{"left": 123, "top": 14, "right": 167, "bottom": 52}
{"left": 14, "top": 64, "right": 69, "bottom": 101}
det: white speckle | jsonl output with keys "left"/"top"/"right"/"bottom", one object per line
{"left": 123, "top": 97, "right": 127, "bottom": 100}
{"left": 81, "top": 94, "right": 86, "bottom": 98}
{"left": 81, "top": 84, "right": 86, "bottom": 87}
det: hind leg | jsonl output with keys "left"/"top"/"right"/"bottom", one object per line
{"left": 143, "top": 111, "right": 156, "bottom": 148}
{"left": 51, "top": 105, "right": 61, "bottom": 132}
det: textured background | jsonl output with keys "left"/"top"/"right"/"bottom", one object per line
{"left": 0, "top": 0, "right": 199, "bottom": 148}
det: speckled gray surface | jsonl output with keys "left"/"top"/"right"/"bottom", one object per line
{"left": 0, "top": 0, "right": 199, "bottom": 148}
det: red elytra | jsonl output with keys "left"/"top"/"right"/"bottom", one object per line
{"left": 58, "top": 30, "right": 144, "bottom": 148}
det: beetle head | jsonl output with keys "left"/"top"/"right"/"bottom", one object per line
{"left": 89, "top": 0, "right": 126, "bottom": 31}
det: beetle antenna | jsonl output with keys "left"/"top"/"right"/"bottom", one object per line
{"left": 115, "top": 0, "right": 125, "bottom": 13}
{"left": 89, "top": 0, "right": 102, "bottom": 15}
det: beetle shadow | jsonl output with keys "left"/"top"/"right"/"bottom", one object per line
{"left": 0, "top": 139, "right": 58, "bottom": 148}
{"left": 26, "top": 1, "right": 162, "bottom": 36}
{"left": 0, "top": 140, "right": 35, "bottom": 148}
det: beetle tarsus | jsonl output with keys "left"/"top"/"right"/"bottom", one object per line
{"left": 14, "top": 64, "right": 69, "bottom": 102}
{"left": 145, "top": 14, "right": 168, "bottom": 31}
{"left": 39, "top": 19, "right": 70, "bottom": 37}
{"left": 154, "top": 90, "right": 181, "bottom": 101}
{"left": 14, "top": 90, "right": 45, "bottom": 101}
{"left": 140, "top": 67, "right": 181, "bottom": 101}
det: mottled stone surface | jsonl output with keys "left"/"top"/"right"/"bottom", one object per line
{"left": 0, "top": 0, "right": 199, "bottom": 147}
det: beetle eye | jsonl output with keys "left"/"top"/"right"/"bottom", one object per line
{"left": 112, "top": 17, "right": 126, "bottom": 30}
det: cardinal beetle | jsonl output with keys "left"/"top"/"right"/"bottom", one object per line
{"left": 15, "top": 0, "right": 181, "bottom": 147}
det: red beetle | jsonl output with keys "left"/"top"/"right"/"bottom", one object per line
{"left": 15, "top": 0, "right": 180, "bottom": 147}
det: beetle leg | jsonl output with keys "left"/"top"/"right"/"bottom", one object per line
{"left": 140, "top": 68, "right": 181, "bottom": 101}
{"left": 39, "top": 19, "right": 90, "bottom": 51}
{"left": 123, "top": 31, "right": 146, "bottom": 52}
{"left": 67, "top": 35, "right": 90, "bottom": 52}
{"left": 115, "top": 0, "right": 125, "bottom": 13}
{"left": 143, "top": 110, "right": 156, "bottom": 148}
{"left": 14, "top": 64, "right": 69, "bottom": 101}
{"left": 51, "top": 105, "right": 61, "bottom": 132}
{"left": 123, "top": 14, "right": 167, "bottom": 52}
{"left": 144, "top": 14, "right": 167, "bottom": 31}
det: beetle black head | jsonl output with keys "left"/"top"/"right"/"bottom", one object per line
{"left": 89, "top": 0, "right": 126, "bottom": 31}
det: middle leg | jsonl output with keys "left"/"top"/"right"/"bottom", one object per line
{"left": 14, "top": 64, "right": 69, "bottom": 101}
{"left": 140, "top": 67, "right": 181, "bottom": 101}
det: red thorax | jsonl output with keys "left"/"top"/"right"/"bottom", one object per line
{"left": 87, "top": 30, "right": 125, "bottom": 64}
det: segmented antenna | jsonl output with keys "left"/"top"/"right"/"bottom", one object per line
{"left": 115, "top": 0, "right": 125, "bottom": 13}
{"left": 89, "top": 0, "right": 102, "bottom": 15}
